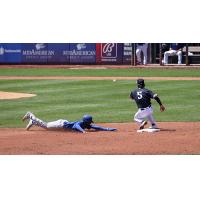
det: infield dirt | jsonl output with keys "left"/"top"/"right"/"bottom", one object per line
{"left": 0, "top": 122, "right": 200, "bottom": 155}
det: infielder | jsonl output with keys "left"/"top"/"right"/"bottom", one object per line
{"left": 130, "top": 79, "right": 165, "bottom": 130}
{"left": 22, "top": 112, "right": 117, "bottom": 133}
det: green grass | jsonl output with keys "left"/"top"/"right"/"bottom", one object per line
{"left": 0, "top": 68, "right": 200, "bottom": 77}
{"left": 0, "top": 79, "right": 200, "bottom": 128}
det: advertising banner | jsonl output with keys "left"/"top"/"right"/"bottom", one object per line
{"left": 0, "top": 43, "right": 21, "bottom": 63}
{"left": 123, "top": 43, "right": 132, "bottom": 64}
{"left": 96, "top": 43, "right": 123, "bottom": 64}
{"left": 21, "top": 43, "right": 51, "bottom": 63}
{"left": 47, "top": 43, "right": 70, "bottom": 63}
{"left": 69, "top": 43, "right": 96, "bottom": 63}
{"left": 0, "top": 43, "right": 129, "bottom": 65}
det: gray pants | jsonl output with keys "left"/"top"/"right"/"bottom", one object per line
{"left": 30, "top": 112, "right": 67, "bottom": 129}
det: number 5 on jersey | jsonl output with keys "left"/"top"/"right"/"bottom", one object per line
{"left": 137, "top": 91, "right": 143, "bottom": 99}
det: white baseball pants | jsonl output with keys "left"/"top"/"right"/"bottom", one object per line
{"left": 47, "top": 119, "right": 67, "bottom": 129}
{"left": 136, "top": 44, "right": 148, "bottom": 64}
{"left": 134, "top": 106, "right": 157, "bottom": 127}
{"left": 163, "top": 50, "right": 182, "bottom": 64}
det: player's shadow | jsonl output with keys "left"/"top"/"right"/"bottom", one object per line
{"left": 160, "top": 128, "right": 176, "bottom": 132}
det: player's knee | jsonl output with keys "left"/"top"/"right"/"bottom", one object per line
{"left": 134, "top": 115, "right": 140, "bottom": 122}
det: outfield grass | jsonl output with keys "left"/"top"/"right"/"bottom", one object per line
{"left": 0, "top": 79, "right": 200, "bottom": 128}
{"left": 0, "top": 68, "right": 200, "bottom": 77}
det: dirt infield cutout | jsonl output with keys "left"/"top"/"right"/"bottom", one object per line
{"left": 0, "top": 91, "right": 36, "bottom": 100}
{"left": 1, "top": 122, "right": 200, "bottom": 154}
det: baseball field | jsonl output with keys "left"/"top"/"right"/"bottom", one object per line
{"left": 0, "top": 66, "right": 200, "bottom": 154}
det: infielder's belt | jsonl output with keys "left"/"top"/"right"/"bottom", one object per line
{"left": 140, "top": 105, "right": 151, "bottom": 110}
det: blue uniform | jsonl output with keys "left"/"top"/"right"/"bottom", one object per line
{"left": 22, "top": 112, "right": 117, "bottom": 133}
{"left": 63, "top": 120, "right": 117, "bottom": 133}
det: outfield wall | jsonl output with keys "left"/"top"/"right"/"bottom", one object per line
{"left": 0, "top": 43, "right": 132, "bottom": 65}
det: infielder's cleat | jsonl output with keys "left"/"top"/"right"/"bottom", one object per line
{"left": 26, "top": 119, "right": 35, "bottom": 130}
{"left": 139, "top": 121, "right": 148, "bottom": 130}
{"left": 22, "top": 112, "right": 32, "bottom": 121}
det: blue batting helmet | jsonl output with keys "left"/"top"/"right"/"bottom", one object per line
{"left": 82, "top": 115, "right": 94, "bottom": 123}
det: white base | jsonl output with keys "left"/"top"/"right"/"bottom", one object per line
{"left": 137, "top": 128, "right": 160, "bottom": 133}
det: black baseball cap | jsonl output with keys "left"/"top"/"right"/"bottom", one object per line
{"left": 137, "top": 79, "right": 145, "bottom": 85}
{"left": 136, "top": 79, "right": 145, "bottom": 88}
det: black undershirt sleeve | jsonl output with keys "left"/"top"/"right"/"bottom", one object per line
{"left": 154, "top": 96, "right": 162, "bottom": 106}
